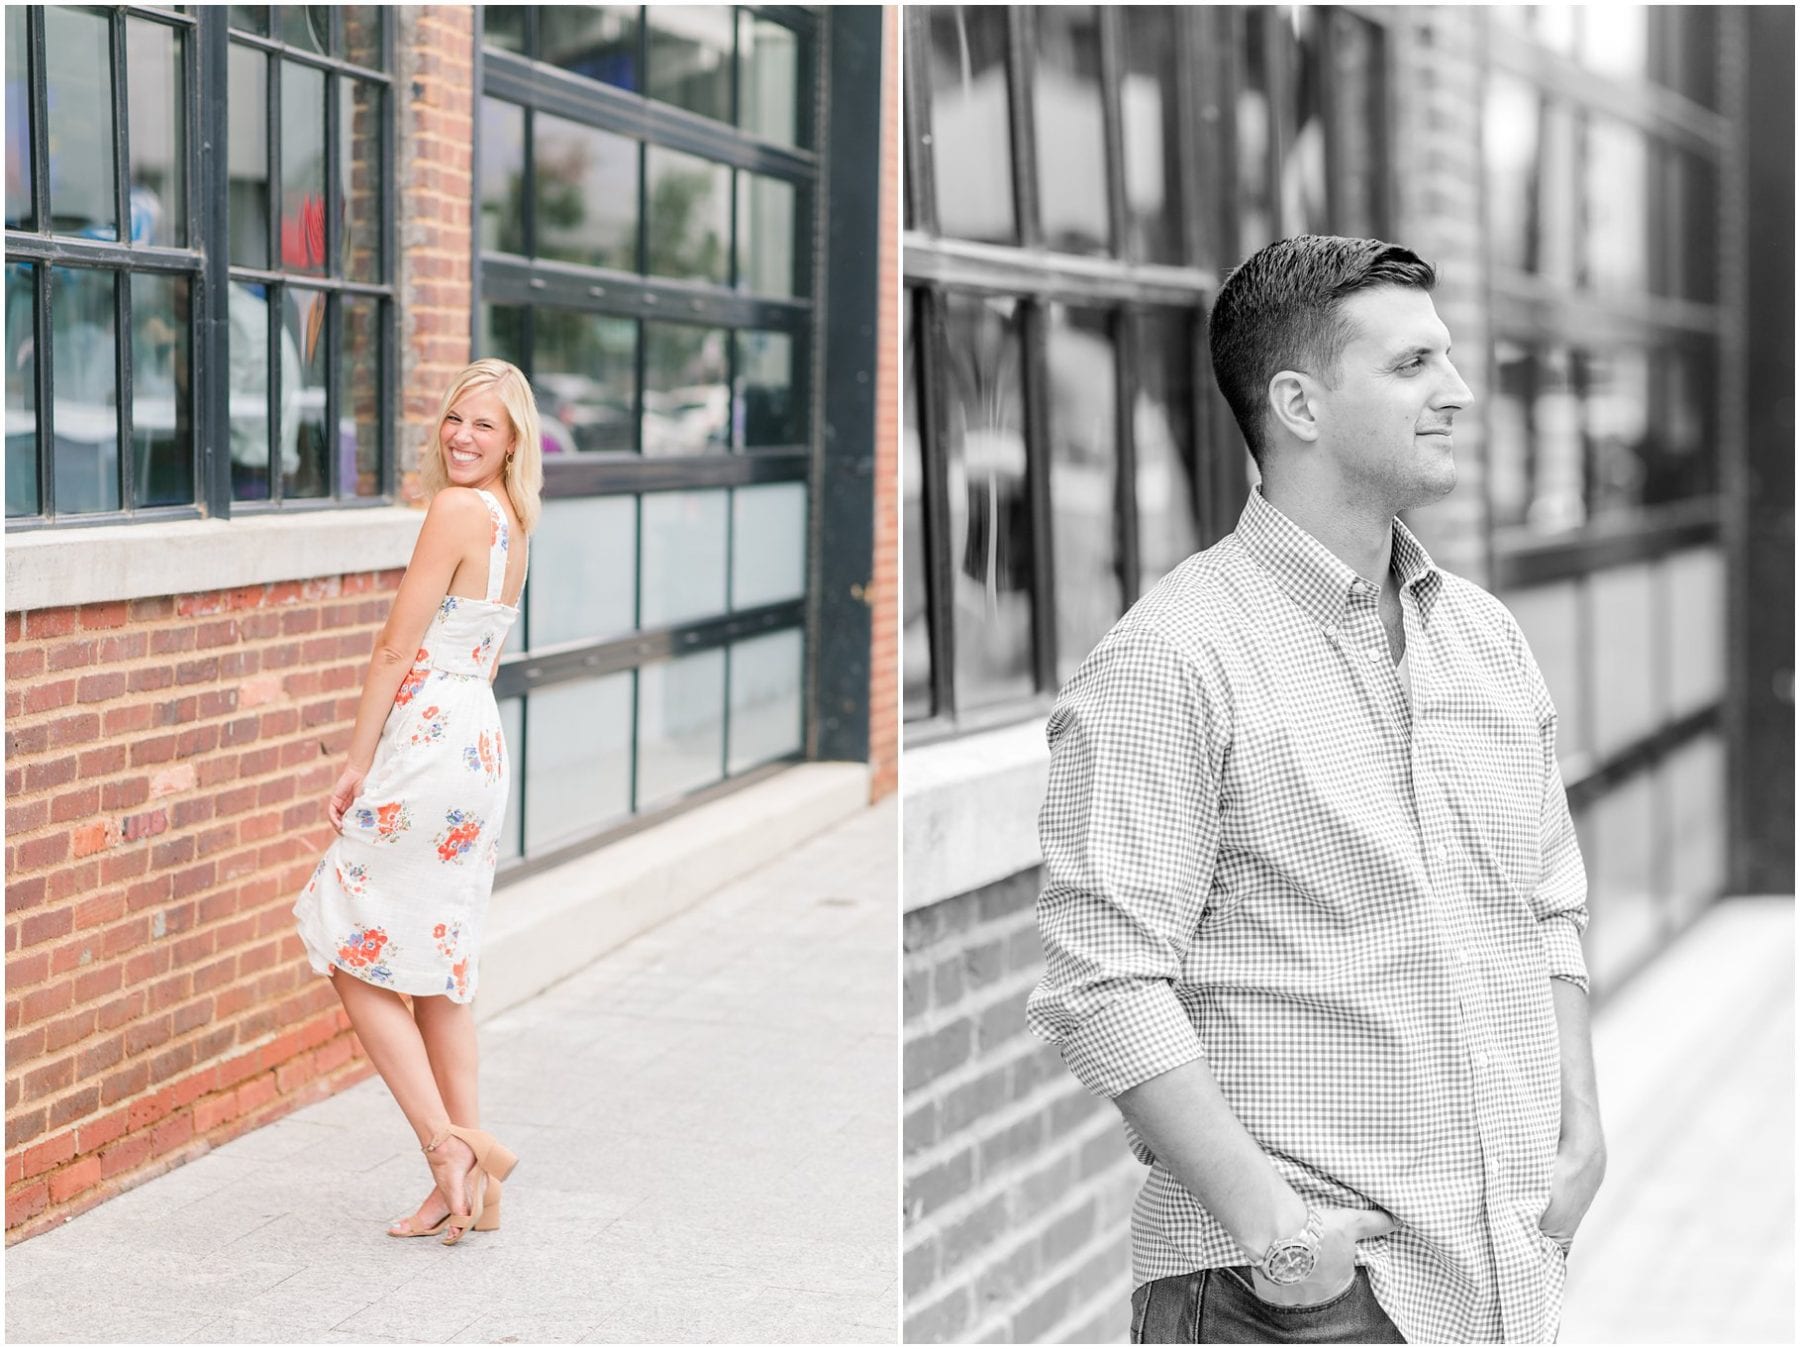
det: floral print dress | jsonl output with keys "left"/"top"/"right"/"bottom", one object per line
{"left": 293, "top": 489, "right": 525, "bottom": 1004}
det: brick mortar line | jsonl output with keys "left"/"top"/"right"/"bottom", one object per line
{"left": 970, "top": 1220, "right": 1136, "bottom": 1343}
{"left": 905, "top": 1093, "right": 1125, "bottom": 1248}
{"left": 905, "top": 939, "right": 1045, "bottom": 1039}
{"left": 905, "top": 1124, "right": 1137, "bottom": 1320}
{"left": 904, "top": 1049, "right": 1102, "bottom": 1183}
{"left": 995, "top": 1259, "right": 1134, "bottom": 1345}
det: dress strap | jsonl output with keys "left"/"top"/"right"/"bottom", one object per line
{"left": 474, "top": 488, "right": 509, "bottom": 604}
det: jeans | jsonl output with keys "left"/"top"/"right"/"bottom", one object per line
{"left": 1131, "top": 1266, "right": 1407, "bottom": 1344}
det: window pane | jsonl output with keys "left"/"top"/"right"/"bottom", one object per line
{"left": 342, "top": 294, "right": 381, "bottom": 497}
{"left": 482, "top": 6, "right": 526, "bottom": 56}
{"left": 645, "top": 6, "right": 733, "bottom": 124}
{"left": 640, "top": 490, "right": 727, "bottom": 627}
{"left": 1664, "top": 546, "right": 1726, "bottom": 720}
{"left": 343, "top": 7, "right": 385, "bottom": 69}
{"left": 944, "top": 292, "right": 1034, "bottom": 707}
{"left": 646, "top": 145, "right": 729, "bottom": 284}
{"left": 540, "top": 7, "right": 638, "bottom": 91}
{"left": 734, "top": 329, "right": 800, "bottom": 448}
{"left": 1643, "top": 344, "right": 1716, "bottom": 506}
{"left": 228, "top": 45, "right": 270, "bottom": 268}
{"left": 1325, "top": 12, "right": 1383, "bottom": 238}
{"left": 6, "top": 263, "right": 38, "bottom": 517}
{"left": 130, "top": 272, "right": 192, "bottom": 507}
{"left": 281, "top": 6, "right": 329, "bottom": 56}
{"left": 728, "top": 629, "right": 803, "bottom": 773}
{"left": 1587, "top": 776, "right": 1659, "bottom": 992}
{"left": 524, "top": 673, "right": 634, "bottom": 852}
{"left": 126, "top": 18, "right": 186, "bottom": 248}
{"left": 1134, "top": 308, "right": 1199, "bottom": 588}
{"left": 1236, "top": 11, "right": 1275, "bottom": 252}
{"left": 1583, "top": 346, "right": 1653, "bottom": 523}
{"left": 282, "top": 288, "right": 329, "bottom": 497}
{"left": 479, "top": 302, "right": 526, "bottom": 367}
{"left": 1484, "top": 75, "right": 1540, "bottom": 276}
{"left": 280, "top": 61, "right": 327, "bottom": 275}
{"left": 537, "top": 111, "right": 638, "bottom": 271}
{"left": 1589, "top": 562, "right": 1658, "bottom": 762}
{"left": 1120, "top": 7, "right": 1181, "bottom": 265}
{"left": 1673, "top": 152, "right": 1719, "bottom": 303}
{"left": 1578, "top": 6, "right": 1647, "bottom": 79}
{"left": 637, "top": 650, "right": 726, "bottom": 810}
{"left": 644, "top": 322, "right": 728, "bottom": 455}
{"left": 731, "top": 483, "right": 806, "bottom": 610}
{"left": 44, "top": 5, "right": 117, "bottom": 241}
{"left": 342, "top": 78, "right": 383, "bottom": 282}
{"left": 229, "top": 7, "right": 269, "bottom": 37}
{"left": 495, "top": 695, "right": 524, "bottom": 861}
{"left": 1586, "top": 118, "right": 1648, "bottom": 294}
{"left": 902, "top": 298, "right": 931, "bottom": 719}
{"left": 51, "top": 266, "right": 119, "bottom": 515}
{"left": 1047, "top": 304, "right": 1119, "bottom": 684}
{"left": 740, "top": 14, "right": 800, "bottom": 147}
{"left": 229, "top": 282, "right": 275, "bottom": 498}
{"left": 8, "top": 7, "right": 34, "bottom": 230}
{"left": 927, "top": 6, "right": 1015, "bottom": 245}
{"left": 736, "top": 172, "right": 796, "bottom": 297}
{"left": 479, "top": 97, "right": 526, "bottom": 256}
{"left": 526, "top": 495, "right": 637, "bottom": 648}
{"left": 1034, "top": 6, "right": 1108, "bottom": 255}
{"left": 1280, "top": 9, "right": 1329, "bottom": 236}
{"left": 1663, "top": 733, "right": 1725, "bottom": 929}
{"left": 533, "top": 309, "right": 637, "bottom": 454}
{"left": 1492, "top": 343, "right": 1585, "bottom": 537}
{"left": 1504, "top": 581, "right": 1586, "bottom": 765}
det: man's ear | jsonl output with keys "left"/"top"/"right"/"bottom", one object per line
{"left": 1268, "top": 370, "right": 1321, "bottom": 444}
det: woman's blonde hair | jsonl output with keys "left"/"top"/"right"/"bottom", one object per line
{"left": 419, "top": 358, "right": 543, "bottom": 534}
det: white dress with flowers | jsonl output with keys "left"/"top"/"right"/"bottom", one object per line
{"left": 293, "top": 488, "right": 524, "bottom": 1004}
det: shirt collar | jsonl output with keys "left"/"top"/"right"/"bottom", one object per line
{"left": 1235, "top": 486, "right": 1443, "bottom": 629}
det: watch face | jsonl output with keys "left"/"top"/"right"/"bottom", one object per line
{"left": 1264, "top": 1241, "right": 1318, "bottom": 1285}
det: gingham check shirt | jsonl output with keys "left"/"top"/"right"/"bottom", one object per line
{"left": 1029, "top": 488, "right": 1588, "bottom": 1345}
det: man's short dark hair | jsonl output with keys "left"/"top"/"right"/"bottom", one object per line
{"left": 1208, "top": 235, "right": 1437, "bottom": 464}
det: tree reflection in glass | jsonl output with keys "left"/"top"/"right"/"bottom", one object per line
{"left": 646, "top": 6, "right": 733, "bottom": 124}
{"left": 536, "top": 111, "right": 637, "bottom": 271}
{"left": 1034, "top": 7, "right": 1109, "bottom": 255}
{"left": 1047, "top": 303, "right": 1119, "bottom": 684}
{"left": 479, "top": 97, "right": 526, "bottom": 256}
{"left": 927, "top": 6, "right": 1016, "bottom": 245}
{"left": 44, "top": 6, "right": 116, "bottom": 242}
{"left": 646, "top": 146, "right": 729, "bottom": 284}
{"left": 6, "top": 262, "right": 37, "bottom": 517}
{"left": 126, "top": 18, "right": 186, "bottom": 247}
{"left": 1133, "top": 308, "right": 1199, "bottom": 590}
{"left": 734, "top": 330, "right": 799, "bottom": 448}
{"left": 644, "top": 322, "right": 728, "bottom": 455}
{"left": 130, "top": 272, "right": 192, "bottom": 507}
{"left": 943, "top": 292, "right": 1034, "bottom": 709}
{"left": 534, "top": 309, "right": 637, "bottom": 454}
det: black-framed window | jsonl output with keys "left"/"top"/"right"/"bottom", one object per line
{"left": 903, "top": 5, "right": 1389, "bottom": 737}
{"left": 475, "top": 5, "right": 820, "bottom": 875}
{"left": 4, "top": 5, "right": 397, "bottom": 526}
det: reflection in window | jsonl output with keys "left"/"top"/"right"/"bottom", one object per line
{"left": 1583, "top": 347, "right": 1653, "bottom": 523}
{"left": 1279, "top": 8, "right": 1329, "bottom": 237}
{"left": 44, "top": 6, "right": 117, "bottom": 242}
{"left": 1484, "top": 77, "right": 1578, "bottom": 283}
{"left": 1236, "top": 11, "right": 1274, "bottom": 252}
{"left": 1134, "top": 308, "right": 1199, "bottom": 589}
{"left": 280, "top": 62, "right": 328, "bottom": 276}
{"left": 50, "top": 266, "right": 119, "bottom": 515}
{"left": 741, "top": 14, "right": 800, "bottom": 147}
{"left": 1585, "top": 119, "right": 1649, "bottom": 294}
{"left": 281, "top": 289, "right": 330, "bottom": 497}
{"left": 228, "top": 282, "right": 300, "bottom": 500}
{"left": 728, "top": 629, "right": 804, "bottom": 773}
{"left": 731, "top": 483, "right": 807, "bottom": 610}
{"left": 737, "top": 172, "right": 797, "bottom": 297}
{"left": 1034, "top": 7, "right": 1109, "bottom": 256}
{"left": 482, "top": 6, "right": 527, "bottom": 56}
{"left": 902, "top": 298, "right": 931, "bottom": 719}
{"left": 540, "top": 6, "right": 638, "bottom": 91}
{"left": 5, "top": 7, "right": 30, "bottom": 231}
{"left": 481, "top": 303, "right": 526, "bottom": 370}
{"left": 130, "top": 273, "right": 192, "bottom": 508}
{"left": 533, "top": 309, "right": 637, "bottom": 454}
{"left": 536, "top": 111, "right": 638, "bottom": 272}
{"left": 341, "top": 77, "right": 384, "bottom": 282}
{"left": 1047, "top": 304, "right": 1120, "bottom": 683}
{"left": 528, "top": 494, "right": 637, "bottom": 648}
{"left": 640, "top": 490, "right": 727, "bottom": 627}
{"left": 927, "top": 6, "right": 1016, "bottom": 245}
{"left": 126, "top": 18, "right": 186, "bottom": 248}
{"left": 1576, "top": 6, "right": 1648, "bottom": 80}
{"left": 228, "top": 45, "right": 270, "bottom": 267}
{"left": 646, "top": 145, "right": 729, "bottom": 284}
{"left": 644, "top": 322, "right": 728, "bottom": 454}
{"left": 646, "top": 6, "right": 733, "bottom": 124}
{"left": 480, "top": 98, "right": 526, "bottom": 255}
{"left": 342, "top": 295, "right": 381, "bottom": 497}
{"left": 343, "top": 8, "right": 386, "bottom": 70}
{"left": 943, "top": 292, "right": 1034, "bottom": 708}
{"left": 524, "top": 672, "right": 634, "bottom": 851}
{"left": 637, "top": 650, "right": 726, "bottom": 809}
{"left": 1120, "top": 8, "right": 1183, "bottom": 266}
{"left": 1490, "top": 343, "right": 1583, "bottom": 535}
{"left": 6, "top": 263, "right": 37, "bottom": 517}
{"left": 281, "top": 6, "right": 330, "bottom": 57}
{"left": 1322, "top": 12, "right": 1384, "bottom": 239}
{"left": 734, "top": 330, "right": 800, "bottom": 448}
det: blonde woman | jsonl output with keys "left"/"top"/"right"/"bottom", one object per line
{"left": 292, "top": 359, "right": 541, "bottom": 1243}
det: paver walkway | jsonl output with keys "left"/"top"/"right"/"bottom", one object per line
{"left": 1560, "top": 894, "right": 1794, "bottom": 1344}
{"left": 5, "top": 798, "right": 899, "bottom": 1344}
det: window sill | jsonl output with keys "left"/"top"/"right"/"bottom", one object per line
{"left": 4, "top": 507, "right": 425, "bottom": 614}
{"left": 902, "top": 718, "right": 1049, "bottom": 911}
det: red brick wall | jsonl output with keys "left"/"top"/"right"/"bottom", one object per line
{"left": 868, "top": 5, "right": 900, "bottom": 802}
{"left": 3, "top": 6, "right": 474, "bottom": 1243}
{"left": 903, "top": 870, "right": 1142, "bottom": 1343}
{"left": 4, "top": 578, "right": 406, "bottom": 1239}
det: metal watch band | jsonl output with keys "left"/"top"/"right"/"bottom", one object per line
{"left": 1258, "top": 1206, "right": 1326, "bottom": 1285}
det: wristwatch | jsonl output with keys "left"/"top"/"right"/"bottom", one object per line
{"left": 1258, "top": 1207, "right": 1326, "bottom": 1285}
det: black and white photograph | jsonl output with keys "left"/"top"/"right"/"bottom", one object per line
{"left": 901, "top": 5, "right": 1793, "bottom": 1344}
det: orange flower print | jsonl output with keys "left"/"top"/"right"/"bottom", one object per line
{"left": 351, "top": 800, "right": 413, "bottom": 841}
{"left": 462, "top": 730, "right": 500, "bottom": 785}
{"left": 433, "top": 923, "right": 447, "bottom": 939}
{"left": 410, "top": 705, "right": 449, "bottom": 746}
{"left": 470, "top": 633, "right": 494, "bottom": 668}
{"left": 304, "top": 857, "right": 326, "bottom": 895}
{"left": 434, "top": 921, "right": 470, "bottom": 998}
{"left": 395, "top": 649, "right": 431, "bottom": 706}
{"left": 334, "top": 860, "right": 370, "bottom": 896}
{"left": 335, "top": 927, "right": 397, "bottom": 984}
{"left": 434, "top": 808, "right": 484, "bottom": 863}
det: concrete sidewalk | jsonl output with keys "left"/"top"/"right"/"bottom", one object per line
{"left": 5, "top": 798, "right": 899, "bottom": 1344}
{"left": 1560, "top": 894, "right": 1794, "bottom": 1344}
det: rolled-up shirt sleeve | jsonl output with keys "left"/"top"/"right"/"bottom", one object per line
{"left": 1026, "top": 627, "right": 1226, "bottom": 1098}
{"left": 1512, "top": 617, "right": 1591, "bottom": 993}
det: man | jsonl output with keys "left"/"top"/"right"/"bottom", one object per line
{"left": 1027, "top": 236, "right": 1605, "bottom": 1344}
